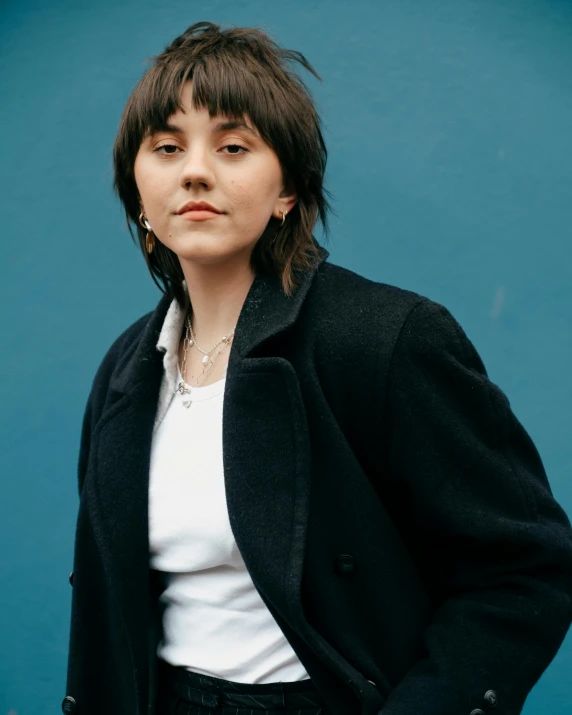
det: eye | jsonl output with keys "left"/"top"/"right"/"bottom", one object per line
{"left": 154, "top": 143, "right": 181, "bottom": 154}
{"left": 221, "top": 144, "right": 248, "bottom": 155}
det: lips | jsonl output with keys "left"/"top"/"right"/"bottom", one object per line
{"left": 177, "top": 201, "right": 222, "bottom": 214}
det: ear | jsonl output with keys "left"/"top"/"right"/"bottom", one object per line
{"left": 274, "top": 174, "right": 298, "bottom": 218}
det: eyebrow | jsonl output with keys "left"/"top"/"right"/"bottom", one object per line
{"left": 148, "top": 119, "right": 258, "bottom": 137}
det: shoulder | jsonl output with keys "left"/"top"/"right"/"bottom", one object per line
{"left": 99, "top": 310, "right": 154, "bottom": 372}
{"left": 311, "top": 259, "right": 466, "bottom": 349}
{"left": 313, "top": 260, "right": 449, "bottom": 330}
{"left": 76, "top": 305, "right": 160, "bottom": 490}
{"left": 308, "top": 260, "right": 487, "bottom": 392}
{"left": 315, "top": 259, "right": 424, "bottom": 309}
{"left": 87, "top": 307, "right": 157, "bottom": 404}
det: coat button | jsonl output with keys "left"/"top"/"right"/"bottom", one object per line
{"left": 334, "top": 554, "right": 355, "bottom": 576}
{"left": 469, "top": 710, "right": 485, "bottom": 715}
{"left": 62, "top": 696, "right": 77, "bottom": 714}
{"left": 68, "top": 571, "right": 74, "bottom": 586}
{"left": 484, "top": 690, "right": 498, "bottom": 708}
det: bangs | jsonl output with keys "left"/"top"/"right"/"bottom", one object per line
{"left": 129, "top": 50, "right": 292, "bottom": 149}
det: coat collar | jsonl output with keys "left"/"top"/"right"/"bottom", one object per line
{"left": 108, "top": 244, "right": 330, "bottom": 399}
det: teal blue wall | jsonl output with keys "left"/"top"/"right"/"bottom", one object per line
{"left": 1, "top": 1, "right": 571, "bottom": 712}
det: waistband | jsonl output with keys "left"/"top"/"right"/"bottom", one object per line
{"left": 157, "top": 659, "right": 327, "bottom": 710}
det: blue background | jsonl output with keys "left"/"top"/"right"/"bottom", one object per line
{"left": 1, "top": 0, "right": 571, "bottom": 713}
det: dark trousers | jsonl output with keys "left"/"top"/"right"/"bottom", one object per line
{"left": 156, "top": 660, "right": 330, "bottom": 715}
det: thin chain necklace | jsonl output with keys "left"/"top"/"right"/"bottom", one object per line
{"left": 174, "top": 310, "right": 235, "bottom": 408}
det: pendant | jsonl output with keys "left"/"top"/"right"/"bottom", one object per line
{"left": 175, "top": 381, "right": 190, "bottom": 396}
{"left": 175, "top": 381, "right": 193, "bottom": 408}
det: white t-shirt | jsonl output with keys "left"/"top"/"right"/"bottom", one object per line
{"left": 148, "top": 339, "right": 310, "bottom": 683}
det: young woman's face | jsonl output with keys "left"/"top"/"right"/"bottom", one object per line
{"left": 134, "top": 81, "right": 296, "bottom": 267}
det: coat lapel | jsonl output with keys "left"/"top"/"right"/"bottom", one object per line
{"left": 223, "top": 355, "right": 313, "bottom": 618}
{"left": 86, "top": 245, "right": 330, "bottom": 706}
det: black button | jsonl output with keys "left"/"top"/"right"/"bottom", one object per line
{"left": 69, "top": 571, "right": 74, "bottom": 586}
{"left": 484, "top": 690, "right": 498, "bottom": 708}
{"left": 470, "top": 710, "right": 485, "bottom": 715}
{"left": 334, "top": 554, "right": 355, "bottom": 576}
{"left": 62, "top": 695, "right": 77, "bottom": 714}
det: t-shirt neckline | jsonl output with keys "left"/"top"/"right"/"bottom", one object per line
{"left": 175, "top": 366, "right": 226, "bottom": 401}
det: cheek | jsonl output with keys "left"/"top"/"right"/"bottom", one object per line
{"left": 134, "top": 151, "right": 164, "bottom": 191}
{"left": 135, "top": 163, "right": 172, "bottom": 222}
{"left": 230, "top": 184, "right": 272, "bottom": 225}
{"left": 230, "top": 167, "right": 282, "bottom": 211}
{"left": 136, "top": 167, "right": 162, "bottom": 202}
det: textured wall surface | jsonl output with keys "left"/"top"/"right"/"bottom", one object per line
{"left": 1, "top": 0, "right": 571, "bottom": 713}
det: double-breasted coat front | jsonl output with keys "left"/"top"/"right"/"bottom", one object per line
{"left": 64, "top": 245, "right": 572, "bottom": 715}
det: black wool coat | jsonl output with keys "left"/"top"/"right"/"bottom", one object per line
{"left": 64, "top": 245, "right": 572, "bottom": 715}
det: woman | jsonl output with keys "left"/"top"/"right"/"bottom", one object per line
{"left": 63, "top": 21, "right": 572, "bottom": 715}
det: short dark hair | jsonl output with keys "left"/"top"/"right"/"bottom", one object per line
{"left": 113, "top": 21, "right": 332, "bottom": 307}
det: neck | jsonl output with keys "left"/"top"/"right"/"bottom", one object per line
{"left": 180, "top": 255, "right": 256, "bottom": 344}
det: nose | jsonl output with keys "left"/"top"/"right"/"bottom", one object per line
{"left": 179, "top": 144, "right": 215, "bottom": 191}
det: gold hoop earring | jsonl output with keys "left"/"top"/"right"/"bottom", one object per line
{"left": 280, "top": 210, "right": 288, "bottom": 226}
{"left": 139, "top": 212, "right": 155, "bottom": 254}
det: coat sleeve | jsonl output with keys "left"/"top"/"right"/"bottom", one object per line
{"left": 380, "top": 297, "right": 572, "bottom": 715}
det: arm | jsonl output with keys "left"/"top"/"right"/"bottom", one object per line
{"left": 380, "top": 298, "right": 572, "bottom": 715}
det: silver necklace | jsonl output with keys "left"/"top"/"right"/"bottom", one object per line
{"left": 174, "top": 311, "right": 235, "bottom": 408}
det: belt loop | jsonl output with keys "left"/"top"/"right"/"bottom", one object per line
{"left": 279, "top": 681, "right": 286, "bottom": 709}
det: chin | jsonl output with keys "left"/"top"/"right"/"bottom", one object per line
{"left": 171, "top": 243, "right": 244, "bottom": 267}
{"left": 164, "top": 228, "right": 261, "bottom": 265}
{"left": 166, "top": 233, "right": 220, "bottom": 255}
